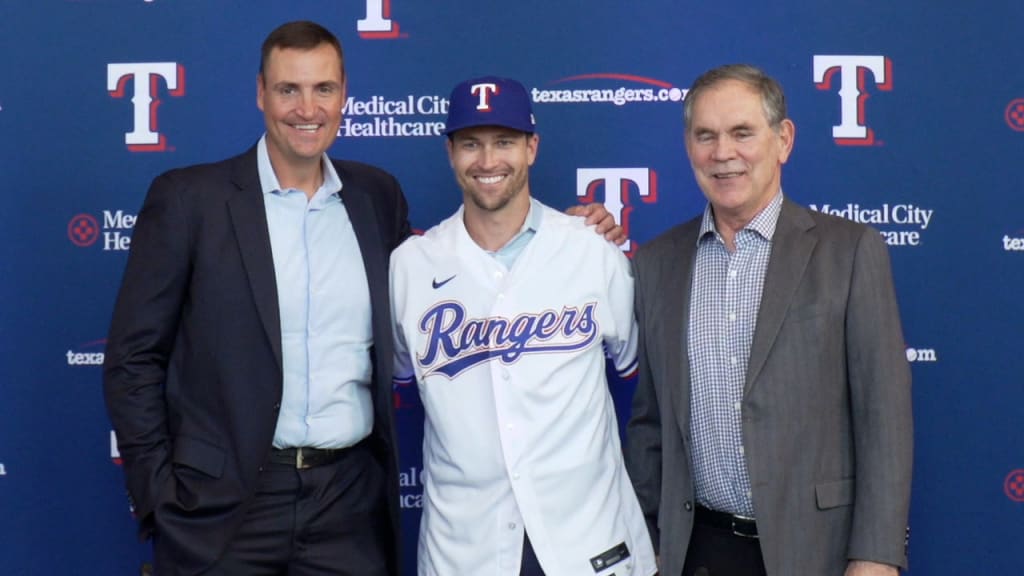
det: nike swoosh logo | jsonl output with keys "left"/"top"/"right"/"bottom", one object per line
{"left": 432, "top": 275, "right": 456, "bottom": 289}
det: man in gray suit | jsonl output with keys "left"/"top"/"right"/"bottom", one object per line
{"left": 625, "top": 64, "right": 912, "bottom": 576}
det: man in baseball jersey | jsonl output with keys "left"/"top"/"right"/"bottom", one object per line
{"left": 390, "top": 76, "right": 657, "bottom": 576}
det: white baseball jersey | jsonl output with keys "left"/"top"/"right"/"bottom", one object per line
{"left": 391, "top": 200, "right": 656, "bottom": 576}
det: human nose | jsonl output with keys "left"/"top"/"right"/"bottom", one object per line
{"left": 478, "top": 144, "right": 499, "bottom": 169}
{"left": 295, "top": 91, "right": 316, "bottom": 118}
{"left": 711, "top": 136, "right": 736, "bottom": 161}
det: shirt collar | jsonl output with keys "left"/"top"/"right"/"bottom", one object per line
{"left": 503, "top": 198, "right": 541, "bottom": 242}
{"left": 257, "top": 134, "right": 342, "bottom": 198}
{"left": 697, "top": 190, "right": 784, "bottom": 245}
{"left": 523, "top": 198, "right": 542, "bottom": 234}
{"left": 473, "top": 197, "right": 540, "bottom": 249}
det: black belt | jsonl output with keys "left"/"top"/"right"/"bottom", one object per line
{"left": 269, "top": 446, "right": 351, "bottom": 469}
{"left": 695, "top": 505, "right": 759, "bottom": 538}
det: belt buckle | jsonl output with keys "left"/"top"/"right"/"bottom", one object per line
{"left": 731, "top": 513, "right": 757, "bottom": 539}
{"left": 295, "top": 448, "right": 309, "bottom": 469}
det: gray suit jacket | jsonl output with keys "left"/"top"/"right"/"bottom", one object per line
{"left": 626, "top": 197, "right": 912, "bottom": 576}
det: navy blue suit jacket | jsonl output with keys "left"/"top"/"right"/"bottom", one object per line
{"left": 103, "top": 146, "right": 410, "bottom": 575}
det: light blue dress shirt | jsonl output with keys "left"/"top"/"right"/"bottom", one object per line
{"left": 258, "top": 136, "right": 374, "bottom": 449}
{"left": 485, "top": 198, "right": 541, "bottom": 269}
{"left": 688, "top": 191, "right": 783, "bottom": 517}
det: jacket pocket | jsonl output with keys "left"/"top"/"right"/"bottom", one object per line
{"left": 172, "top": 435, "right": 225, "bottom": 479}
{"left": 815, "top": 478, "right": 855, "bottom": 510}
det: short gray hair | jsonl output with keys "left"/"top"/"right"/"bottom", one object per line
{"left": 683, "top": 64, "right": 788, "bottom": 130}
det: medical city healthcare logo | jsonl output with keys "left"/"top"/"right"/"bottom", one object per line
{"left": 806, "top": 202, "right": 934, "bottom": 247}
{"left": 68, "top": 214, "right": 100, "bottom": 247}
{"left": 339, "top": 92, "right": 449, "bottom": 137}
{"left": 1005, "top": 99, "right": 1024, "bottom": 132}
{"left": 108, "top": 62, "right": 186, "bottom": 152}
{"left": 1005, "top": 469, "right": 1024, "bottom": 502}
{"left": 68, "top": 209, "right": 137, "bottom": 251}
{"left": 813, "top": 55, "right": 892, "bottom": 146}
{"left": 398, "top": 466, "right": 425, "bottom": 509}
{"left": 533, "top": 73, "right": 686, "bottom": 107}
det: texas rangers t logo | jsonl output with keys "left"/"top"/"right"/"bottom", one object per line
{"left": 577, "top": 168, "right": 658, "bottom": 254}
{"left": 471, "top": 83, "right": 500, "bottom": 110}
{"left": 813, "top": 55, "right": 892, "bottom": 146}
{"left": 107, "top": 62, "right": 185, "bottom": 152}
{"left": 417, "top": 301, "right": 599, "bottom": 378}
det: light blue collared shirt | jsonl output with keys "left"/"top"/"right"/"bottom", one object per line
{"left": 688, "top": 191, "right": 783, "bottom": 517}
{"left": 258, "top": 135, "right": 374, "bottom": 449}
{"left": 484, "top": 198, "right": 542, "bottom": 269}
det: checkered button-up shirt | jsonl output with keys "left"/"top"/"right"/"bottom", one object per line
{"left": 687, "top": 191, "right": 783, "bottom": 517}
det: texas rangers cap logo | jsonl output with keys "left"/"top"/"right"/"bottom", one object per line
{"left": 471, "top": 82, "right": 499, "bottom": 110}
{"left": 444, "top": 75, "right": 536, "bottom": 135}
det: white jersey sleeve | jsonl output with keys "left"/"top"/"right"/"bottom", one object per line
{"left": 390, "top": 247, "right": 416, "bottom": 386}
{"left": 605, "top": 244, "right": 639, "bottom": 378}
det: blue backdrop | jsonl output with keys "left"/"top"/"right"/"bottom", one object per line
{"left": 1, "top": 1, "right": 1022, "bottom": 574}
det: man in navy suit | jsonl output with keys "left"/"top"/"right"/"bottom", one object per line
{"left": 104, "top": 20, "right": 619, "bottom": 576}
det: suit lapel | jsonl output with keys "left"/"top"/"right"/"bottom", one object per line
{"left": 744, "top": 198, "right": 816, "bottom": 396}
{"left": 227, "top": 147, "right": 283, "bottom": 371}
{"left": 668, "top": 222, "right": 701, "bottom": 442}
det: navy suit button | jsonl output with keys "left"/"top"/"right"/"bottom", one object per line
{"left": 684, "top": 501, "right": 693, "bottom": 511}
{"left": 273, "top": 402, "right": 281, "bottom": 411}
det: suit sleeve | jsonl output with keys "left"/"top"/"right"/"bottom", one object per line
{"left": 624, "top": 254, "right": 663, "bottom": 553}
{"left": 388, "top": 173, "right": 413, "bottom": 248}
{"left": 845, "top": 228, "right": 913, "bottom": 569}
{"left": 102, "top": 171, "right": 191, "bottom": 535}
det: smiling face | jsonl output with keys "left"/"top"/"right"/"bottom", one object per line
{"left": 685, "top": 79, "right": 794, "bottom": 229}
{"left": 257, "top": 43, "right": 345, "bottom": 176}
{"left": 447, "top": 126, "right": 538, "bottom": 215}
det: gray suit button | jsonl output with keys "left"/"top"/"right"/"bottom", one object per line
{"left": 684, "top": 501, "right": 693, "bottom": 511}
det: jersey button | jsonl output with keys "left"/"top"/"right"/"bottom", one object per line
{"left": 508, "top": 522, "right": 517, "bottom": 530}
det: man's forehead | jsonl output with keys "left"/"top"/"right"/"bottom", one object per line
{"left": 264, "top": 45, "right": 343, "bottom": 69}
{"left": 690, "top": 86, "right": 766, "bottom": 127}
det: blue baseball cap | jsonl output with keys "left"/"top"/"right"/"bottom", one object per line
{"left": 444, "top": 76, "right": 536, "bottom": 135}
